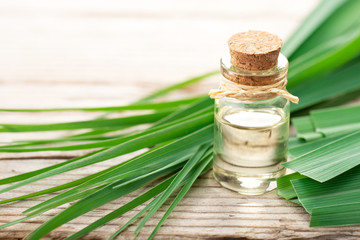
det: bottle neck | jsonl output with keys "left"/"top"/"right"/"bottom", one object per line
{"left": 209, "top": 53, "right": 298, "bottom": 103}
{"left": 220, "top": 52, "right": 289, "bottom": 87}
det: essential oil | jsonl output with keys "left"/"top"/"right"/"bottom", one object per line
{"left": 210, "top": 31, "right": 298, "bottom": 195}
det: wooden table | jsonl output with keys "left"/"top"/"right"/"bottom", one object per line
{"left": 1, "top": 0, "right": 360, "bottom": 239}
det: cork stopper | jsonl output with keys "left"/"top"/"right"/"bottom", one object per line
{"left": 228, "top": 30, "right": 282, "bottom": 71}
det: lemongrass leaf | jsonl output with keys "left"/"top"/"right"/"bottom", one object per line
{"left": 284, "top": 131, "right": 360, "bottom": 182}
{"left": 0, "top": 110, "right": 172, "bottom": 132}
{"left": 287, "top": 28, "right": 360, "bottom": 88}
{"left": 108, "top": 190, "right": 159, "bottom": 240}
{"left": 291, "top": 116, "right": 323, "bottom": 141}
{"left": 0, "top": 96, "right": 202, "bottom": 112}
{"left": 154, "top": 97, "right": 212, "bottom": 127}
{"left": 0, "top": 133, "right": 122, "bottom": 149}
{"left": 289, "top": 134, "right": 346, "bottom": 158}
{"left": 291, "top": 165, "right": 360, "bottom": 213}
{"left": 64, "top": 176, "right": 176, "bottom": 240}
{"left": 288, "top": 136, "right": 305, "bottom": 148}
{"left": 109, "top": 150, "right": 212, "bottom": 240}
{"left": 0, "top": 150, "right": 101, "bottom": 185}
{"left": 311, "top": 105, "right": 360, "bottom": 136}
{"left": 276, "top": 172, "right": 306, "bottom": 200}
{"left": 282, "top": 0, "right": 347, "bottom": 59}
{"left": 0, "top": 167, "right": 109, "bottom": 205}
{"left": 310, "top": 202, "right": 360, "bottom": 227}
{"left": 0, "top": 186, "right": 102, "bottom": 230}
{"left": 289, "top": 0, "right": 360, "bottom": 60}
{"left": 25, "top": 159, "right": 185, "bottom": 215}
{"left": 0, "top": 107, "right": 213, "bottom": 152}
{"left": 290, "top": 198, "right": 302, "bottom": 205}
{"left": 25, "top": 166, "right": 176, "bottom": 240}
{"left": 0, "top": 123, "right": 213, "bottom": 195}
{"left": 290, "top": 60, "right": 360, "bottom": 112}
{"left": 134, "top": 145, "right": 212, "bottom": 235}
{"left": 148, "top": 154, "right": 213, "bottom": 239}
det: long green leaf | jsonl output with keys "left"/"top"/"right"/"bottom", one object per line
{"left": 64, "top": 176, "right": 175, "bottom": 240}
{"left": 109, "top": 151, "right": 213, "bottom": 240}
{"left": 0, "top": 186, "right": 102, "bottom": 230}
{"left": 290, "top": 60, "right": 360, "bottom": 112}
{"left": 288, "top": 134, "right": 345, "bottom": 158}
{"left": 0, "top": 150, "right": 102, "bottom": 185}
{"left": 287, "top": 27, "right": 360, "bottom": 88}
{"left": 0, "top": 96, "right": 202, "bottom": 112}
{"left": 282, "top": 0, "right": 347, "bottom": 58}
{"left": 0, "top": 110, "right": 172, "bottom": 132}
{"left": 276, "top": 172, "right": 306, "bottom": 200}
{"left": 311, "top": 105, "right": 360, "bottom": 136}
{"left": 134, "top": 145, "right": 212, "bottom": 235}
{"left": 0, "top": 98, "right": 212, "bottom": 150}
{"left": 148, "top": 154, "right": 213, "bottom": 239}
{"left": 24, "top": 167, "right": 176, "bottom": 240}
{"left": 288, "top": 0, "right": 360, "bottom": 60}
{"left": 0, "top": 106, "right": 213, "bottom": 152}
{"left": 291, "top": 165, "right": 360, "bottom": 213}
{"left": 0, "top": 122, "right": 213, "bottom": 194}
{"left": 0, "top": 163, "right": 115, "bottom": 205}
{"left": 310, "top": 202, "right": 360, "bottom": 227}
{"left": 25, "top": 158, "right": 186, "bottom": 215}
{"left": 291, "top": 116, "right": 322, "bottom": 141}
{"left": 284, "top": 131, "right": 360, "bottom": 182}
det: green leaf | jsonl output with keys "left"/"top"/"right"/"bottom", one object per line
{"left": 276, "top": 172, "right": 306, "bottom": 200}
{"left": 0, "top": 99, "right": 212, "bottom": 150}
{"left": 311, "top": 202, "right": 360, "bottom": 227}
{"left": 291, "top": 116, "right": 323, "bottom": 141}
{"left": 288, "top": 134, "right": 345, "bottom": 158}
{"left": 25, "top": 156, "right": 187, "bottom": 215}
{"left": 0, "top": 150, "right": 102, "bottom": 185}
{"left": 148, "top": 153, "right": 213, "bottom": 240}
{"left": 282, "top": 0, "right": 348, "bottom": 58}
{"left": 287, "top": 27, "right": 360, "bottom": 88}
{"left": 0, "top": 186, "right": 102, "bottom": 230}
{"left": 291, "top": 165, "right": 360, "bottom": 213}
{"left": 64, "top": 176, "right": 176, "bottom": 240}
{"left": 133, "top": 145, "right": 212, "bottom": 236}
{"left": 0, "top": 106, "right": 213, "bottom": 152}
{"left": 284, "top": 130, "right": 360, "bottom": 182}
{"left": 288, "top": 0, "right": 360, "bottom": 60}
{"left": 0, "top": 96, "right": 202, "bottom": 112}
{"left": 290, "top": 198, "right": 302, "bottom": 206}
{"left": 0, "top": 175, "right": 99, "bottom": 205}
{"left": 0, "top": 132, "right": 122, "bottom": 149}
{"left": 0, "top": 110, "right": 172, "bottom": 132}
{"left": 0, "top": 122, "right": 213, "bottom": 194}
{"left": 290, "top": 60, "right": 360, "bottom": 112}
{"left": 0, "top": 107, "right": 213, "bottom": 152}
{"left": 288, "top": 136, "right": 305, "bottom": 148}
{"left": 109, "top": 150, "right": 213, "bottom": 240}
{"left": 154, "top": 97, "right": 212, "bottom": 127}
{"left": 311, "top": 105, "right": 360, "bottom": 136}
{"left": 108, "top": 191, "right": 159, "bottom": 240}
{"left": 25, "top": 167, "right": 176, "bottom": 240}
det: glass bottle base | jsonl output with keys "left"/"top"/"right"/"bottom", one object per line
{"left": 213, "top": 165, "right": 286, "bottom": 195}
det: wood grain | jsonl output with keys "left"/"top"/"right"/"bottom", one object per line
{"left": 2, "top": 0, "right": 360, "bottom": 239}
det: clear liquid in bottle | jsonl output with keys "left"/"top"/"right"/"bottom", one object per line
{"left": 213, "top": 106, "right": 289, "bottom": 195}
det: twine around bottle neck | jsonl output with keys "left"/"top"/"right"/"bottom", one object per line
{"left": 209, "top": 55, "right": 299, "bottom": 104}
{"left": 209, "top": 77, "right": 299, "bottom": 103}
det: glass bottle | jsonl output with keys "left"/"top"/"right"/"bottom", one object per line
{"left": 213, "top": 52, "right": 290, "bottom": 195}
